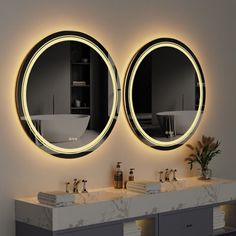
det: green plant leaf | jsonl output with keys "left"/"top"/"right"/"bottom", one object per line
{"left": 186, "top": 144, "right": 194, "bottom": 150}
{"left": 185, "top": 135, "right": 221, "bottom": 171}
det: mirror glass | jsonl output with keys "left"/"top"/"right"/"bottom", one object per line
{"left": 16, "top": 31, "right": 120, "bottom": 158}
{"left": 125, "top": 38, "right": 205, "bottom": 150}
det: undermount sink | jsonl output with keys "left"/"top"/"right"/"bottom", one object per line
{"left": 73, "top": 188, "right": 127, "bottom": 204}
{"left": 160, "top": 177, "right": 218, "bottom": 192}
{"left": 71, "top": 177, "right": 219, "bottom": 205}
{"left": 160, "top": 179, "right": 188, "bottom": 192}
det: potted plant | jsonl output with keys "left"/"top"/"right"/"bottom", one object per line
{"left": 185, "top": 135, "right": 221, "bottom": 180}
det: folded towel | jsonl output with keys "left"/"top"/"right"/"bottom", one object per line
{"left": 127, "top": 187, "right": 160, "bottom": 194}
{"left": 124, "top": 229, "right": 141, "bottom": 236}
{"left": 213, "top": 222, "right": 225, "bottom": 230}
{"left": 38, "top": 199, "right": 74, "bottom": 207}
{"left": 124, "top": 233, "right": 141, "bottom": 236}
{"left": 213, "top": 207, "right": 225, "bottom": 214}
{"left": 124, "top": 232, "right": 141, "bottom": 236}
{"left": 124, "top": 222, "right": 141, "bottom": 230}
{"left": 126, "top": 181, "right": 161, "bottom": 192}
{"left": 124, "top": 221, "right": 142, "bottom": 236}
{"left": 214, "top": 215, "right": 225, "bottom": 222}
{"left": 127, "top": 181, "right": 160, "bottom": 187}
{"left": 127, "top": 184, "right": 160, "bottom": 191}
{"left": 213, "top": 210, "right": 225, "bottom": 215}
{"left": 38, "top": 191, "right": 75, "bottom": 204}
{"left": 214, "top": 212, "right": 225, "bottom": 217}
{"left": 124, "top": 229, "right": 141, "bottom": 234}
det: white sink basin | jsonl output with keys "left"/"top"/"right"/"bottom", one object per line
{"left": 72, "top": 178, "right": 219, "bottom": 204}
{"left": 160, "top": 179, "right": 188, "bottom": 192}
{"left": 73, "top": 188, "right": 127, "bottom": 204}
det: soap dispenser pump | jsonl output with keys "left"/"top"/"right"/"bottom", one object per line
{"left": 125, "top": 168, "right": 135, "bottom": 189}
{"left": 128, "top": 168, "right": 135, "bottom": 181}
{"left": 114, "top": 162, "right": 123, "bottom": 189}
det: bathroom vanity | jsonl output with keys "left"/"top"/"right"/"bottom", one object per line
{"left": 15, "top": 177, "right": 236, "bottom": 236}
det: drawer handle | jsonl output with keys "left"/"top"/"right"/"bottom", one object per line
{"left": 186, "top": 224, "right": 193, "bottom": 228}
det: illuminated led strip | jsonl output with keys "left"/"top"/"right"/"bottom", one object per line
{"left": 128, "top": 41, "right": 204, "bottom": 147}
{"left": 21, "top": 35, "right": 118, "bottom": 154}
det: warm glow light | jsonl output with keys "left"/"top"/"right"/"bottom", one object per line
{"left": 20, "top": 34, "right": 119, "bottom": 155}
{"left": 126, "top": 40, "right": 204, "bottom": 148}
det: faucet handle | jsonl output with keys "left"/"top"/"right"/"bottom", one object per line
{"left": 159, "top": 171, "right": 164, "bottom": 183}
{"left": 165, "top": 169, "right": 170, "bottom": 182}
{"left": 173, "top": 169, "right": 177, "bottom": 181}
{"left": 65, "top": 182, "right": 70, "bottom": 193}
{"left": 73, "top": 179, "right": 81, "bottom": 193}
{"left": 82, "top": 179, "right": 88, "bottom": 193}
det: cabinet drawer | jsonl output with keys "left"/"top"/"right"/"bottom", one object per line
{"left": 56, "top": 223, "right": 123, "bottom": 236}
{"left": 159, "top": 207, "right": 212, "bottom": 236}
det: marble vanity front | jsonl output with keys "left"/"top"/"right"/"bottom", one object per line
{"left": 15, "top": 177, "right": 236, "bottom": 231}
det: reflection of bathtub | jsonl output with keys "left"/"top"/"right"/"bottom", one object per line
{"left": 156, "top": 110, "right": 197, "bottom": 135}
{"left": 26, "top": 114, "right": 90, "bottom": 143}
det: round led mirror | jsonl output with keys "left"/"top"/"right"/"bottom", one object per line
{"left": 16, "top": 31, "right": 120, "bottom": 158}
{"left": 124, "top": 38, "right": 205, "bottom": 150}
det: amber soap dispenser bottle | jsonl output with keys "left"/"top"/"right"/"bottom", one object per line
{"left": 114, "top": 162, "right": 123, "bottom": 189}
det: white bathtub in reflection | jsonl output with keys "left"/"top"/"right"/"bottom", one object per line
{"left": 156, "top": 110, "right": 198, "bottom": 135}
{"left": 29, "top": 114, "right": 90, "bottom": 143}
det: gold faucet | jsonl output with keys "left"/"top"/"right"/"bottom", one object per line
{"left": 73, "top": 179, "right": 81, "bottom": 193}
{"left": 82, "top": 179, "right": 88, "bottom": 193}
{"left": 65, "top": 182, "right": 70, "bottom": 193}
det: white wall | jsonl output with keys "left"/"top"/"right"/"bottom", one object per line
{"left": 0, "top": 0, "right": 236, "bottom": 235}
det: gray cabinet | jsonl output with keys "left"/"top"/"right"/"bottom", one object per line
{"left": 56, "top": 223, "right": 123, "bottom": 236}
{"left": 17, "top": 204, "right": 236, "bottom": 236}
{"left": 158, "top": 207, "right": 213, "bottom": 236}
{"left": 16, "top": 221, "right": 123, "bottom": 236}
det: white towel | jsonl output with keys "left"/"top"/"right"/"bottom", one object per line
{"left": 213, "top": 212, "right": 225, "bottom": 217}
{"left": 213, "top": 222, "right": 225, "bottom": 230}
{"left": 127, "top": 187, "right": 160, "bottom": 194}
{"left": 38, "top": 199, "right": 74, "bottom": 207}
{"left": 127, "top": 181, "right": 160, "bottom": 189}
{"left": 124, "top": 232, "right": 141, "bottom": 236}
{"left": 126, "top": 181, "right": 160, "bottom": 193}
{"left": 213, "top": 207, "right": 224, "bottom": 214}
{"left": 38, "top": 191, "right": 75, "bottom": 203}
{"left": 124, "top": 222, "right": 141, "bottom": 231}
{"left": 213, "top": 206, "right": 225, "bottom": 230}
{"left": 214, "top": 215, "right": 225, "bottom": 222}
{"left": 124, "top": 233, "right": 141, "bottom": 236}
{"left": 124, "top": 222, "right": 142, "bottom": 236}
{"left": 126, "top": 184, "right": 160, "bottom": 191}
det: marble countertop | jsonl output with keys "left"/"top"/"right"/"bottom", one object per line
{"left": 15, "top": 177, "right": 236, "bottom": 231}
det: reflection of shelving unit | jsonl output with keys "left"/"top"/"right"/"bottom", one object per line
{"left": 71, "top": 107, "right": 90, "bottom": 110}
{"left": 70, "top": 42, "right": 91, "bottom": 116}
{"left": 70, "top": 42, "right": 109, "bottom": 132}
{"left": 195, "top": 75, "right": 205, "bottom": 111}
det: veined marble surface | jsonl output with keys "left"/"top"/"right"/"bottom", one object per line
{"left": 15, "top": 177, "right": 236, "bottom": 231}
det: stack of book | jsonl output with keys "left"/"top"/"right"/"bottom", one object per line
{"left": 213, "top": 206, "right": 225, "bottom": 230}
{"left": 124, "top": 221, "right": 141, "bottom": 236}
{"left": 126, "top": 181, "right": 161, "bottom": 194}
{"left": 72, "top": 81, "right": 86, "bottom": 86}
{"left": 38, "top": 191, "right": 75, "bottom": 207}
